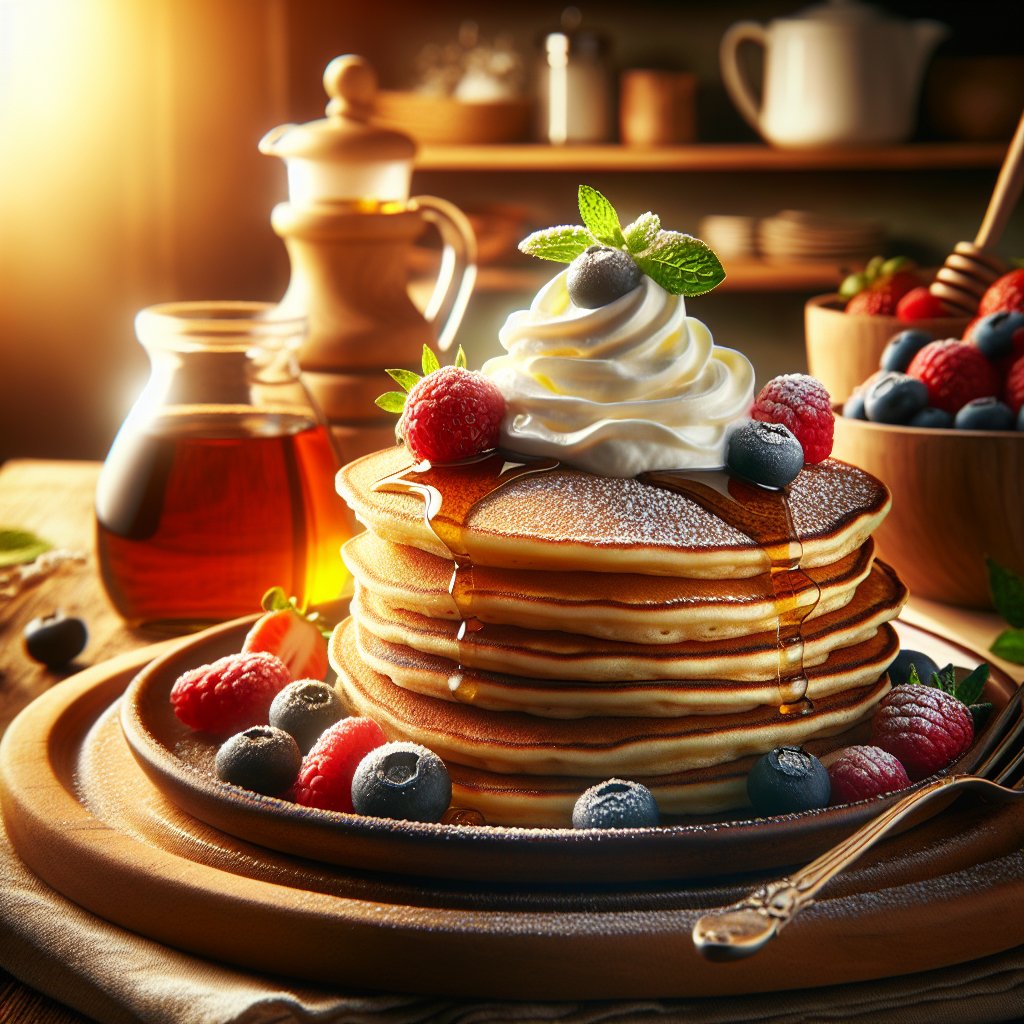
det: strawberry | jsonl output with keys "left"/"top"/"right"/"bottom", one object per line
{"left": 843, "top": 258, "right": 921, "bottom": 317}
{"left": 906, "top": 339, "right": 999, "bottom": 414}
{"left": 242, "top": 587, "right": 328, "bottom": 682}
{"left": 750, "top": 373, "right": 834, "bottom": 464}
{"left": 978, "top": 268, "right": 1024, "bottom": 317}
{"left": 376, "top": 345, "right": 505, "bottom": 464}
{"left": 896, "top": 285, "right": 947, "bottom": 322}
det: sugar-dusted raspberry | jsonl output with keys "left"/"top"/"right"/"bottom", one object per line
{"left": 827, "top": 745, "right": 910, "bottom": 805}
{"left": 291, "top": 716, "right": 387, "bottom": 813}
{"left": 1005, "top": 354, "right": 1024, "bottom": 415}
{"left": 906, "top": 339, "right": 999, "bottom": 415}
{"left": 170, "top": 651, "right": 291, "bottom": 734}
{"left": 871, "top": 684, "right": 974, "bottom": 782}
{"left": 750, "top": 373, "right": 834, "bottom": 464}
{"left": 399, "top": 365, "right": 505, "bottom": 463}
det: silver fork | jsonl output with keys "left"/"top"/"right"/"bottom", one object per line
{"left": 692, "top": 683, "right": 1024, "bottom": 961}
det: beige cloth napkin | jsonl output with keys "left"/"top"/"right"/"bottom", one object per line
{"left": 3, "top": 812, "right": 1024, "bottom": 1024}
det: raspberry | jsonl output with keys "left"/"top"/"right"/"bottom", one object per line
{"left": 827, "top": 745, "right": 910, "bottom": 805}
{"left": 845, "top": 269, "right": 920, "bottom": 316}
{"left": 1006, "top": 355, "right": 1024, "bottom": 414}
{"left": 170, "top": 651, "right": 291, "bottom": 734}
{"left": 399, "top": 365, "right": 505, "bottom": 463}
{"left": 896, "top": 286, "right": 947, "bottom": 322}
{"left": 291, "top": 716, "right": 387, "bottom": 813}
{"left": 871, "top": 684, "right": 974, "bottom": 782}
{"left": 906, "top": 339, "right": 999, "bottom": 414}
{"left": 750, "top": 373, "right": 834, "bottom": 464}
{"left": 978, "top": 268, "right": 1024, "bottom": 317}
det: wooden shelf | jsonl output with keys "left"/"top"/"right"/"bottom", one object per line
{"left": 473, "top": 259, "right": 848, "bottom": 294}
{"left": 416, "top": 142, "right": 1008, "bottom": 174}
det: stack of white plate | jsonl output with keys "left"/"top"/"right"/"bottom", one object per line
{"left": 758, "top": 210, "right": 885, "bottom": 263}
{"left": 698, "top": 215, "right": 761, "bottom": 261}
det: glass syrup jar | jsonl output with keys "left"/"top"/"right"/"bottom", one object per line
{"left": 95, "top": 301, "right": 353, "bottom": 631}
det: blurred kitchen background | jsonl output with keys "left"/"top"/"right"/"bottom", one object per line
{"left": 2, "top": 0, "right": 1023, "bottom": 462}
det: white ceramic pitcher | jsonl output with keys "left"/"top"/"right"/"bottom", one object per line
{"left": 720, "top": 0, "right": 947, "bottom": 147}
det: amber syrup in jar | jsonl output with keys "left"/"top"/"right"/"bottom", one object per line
{"left": 96, "top": 301, "right": 352, "bottom": 630}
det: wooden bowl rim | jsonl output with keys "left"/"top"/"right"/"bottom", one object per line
{"left": 834, "top": 405, "right": 1023, "bottom": 441}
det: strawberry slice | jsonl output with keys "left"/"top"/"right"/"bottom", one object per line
{"left": 242, "top": 588, "right": 328, "bottom": 682}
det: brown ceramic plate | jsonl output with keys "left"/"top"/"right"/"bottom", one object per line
{"left": 119, "top": 617, "right": 1016, "bottom": 885}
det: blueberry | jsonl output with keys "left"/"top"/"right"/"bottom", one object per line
{"left": 572, "top": 778, "right": 660, "bottom": 829}
{"left": 954, "top": 396, "right": 1015, "bottom": 431}
{"left": 351, "top": 741, "right": 451, "bottom": 822}
{"left": 23, "top": 611, "right": 88, "bottom": 668}
{"left": 842, "top": 391, "right": 868, "bottom": 420}
{"left": 886, "top": 648, "right": 940, "bottom": 687}
{"left": 726, "top": 420, "right": 804, "bottom": 489}
{"left": 880, "top": 329, "right": 933, "bottom": 373}
{"left": 1019, "top": 405, "right": 1024, "bottom": 432}
{"left": 863, "top": 371, "right": 928, "bottom": 424}
{"left": 566, "top": 245, "right": 642, "bottom": 309}
{"left": 907, "top": 406, "right": 953, "bottom": 429}
{"left": 969, "top": 311, "right": 1024, "bottom": 361}
{"left": 747, "top": 746, "right": 831, "bottom": 816}
{"left": 269, "top": 680, "right": 344, "bottom": 753}
{"left": 215, "top": 725, "right": 301, "bottom": 796}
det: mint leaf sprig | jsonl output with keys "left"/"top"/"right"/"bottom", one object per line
{"left": 988, "top": 558, "right": 1024, "bottom": 665}
{"left": 907, "top": 661, "right": 993, "bottom": 729}
{"left": 518, "top": 185, "right": 726, "bottom": 298}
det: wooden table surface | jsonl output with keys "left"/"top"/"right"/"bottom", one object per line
{"left": 1, "top": 458, "right": 1020, "bottom": 1023}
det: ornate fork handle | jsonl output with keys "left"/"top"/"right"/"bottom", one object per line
{"left": 693, "top": 774, "right": 998, "bottom": 961}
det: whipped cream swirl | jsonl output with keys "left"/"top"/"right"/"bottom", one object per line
{"left": 482, "top": 269, "right": 755, "bottom": 477}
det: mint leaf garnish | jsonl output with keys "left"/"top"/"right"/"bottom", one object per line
{"left": 987, "top": 558, "right": 1024, "bottom": 629}
{"left": 623, "top": 212, "right": 661, "bottom": 252}
{"left": 953, "top": 663, "right": 989, "bottom": 706}
{"left": 633, "top": 232, "right": 726, "bottom": 297}
{"left": 518, "top": 225, "right": 594, "bottom": 263}
{"left": 991, "top": 628, "right": 1024, "bottom": 665}
{"left": 928, "top": 663, "right": 959, "bottom": 697}
{"left": 0, "top": 527, "right": 52, "bottom": 567}
{"left": 375, "top": 391, "right": 407, "bottom": 414}
{"left": 906, "top": 665, "right": 923, "bottom": 686}
{"left": 577, "top": 185, "right": 625, "bottom": 248}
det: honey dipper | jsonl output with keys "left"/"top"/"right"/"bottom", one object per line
{"left": 928, "top": 108, "right": 1024, "bottom": 315}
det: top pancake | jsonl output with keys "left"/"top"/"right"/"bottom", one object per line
{"left": 338, "top": 446, "right": 891, "bottom": 577}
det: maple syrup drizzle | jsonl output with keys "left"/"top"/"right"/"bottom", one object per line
{"left": 639, "top": 468, "right": 821, "bottom": 717}
{"left": 373, "top": 452, "right": 559, "bottom": 703}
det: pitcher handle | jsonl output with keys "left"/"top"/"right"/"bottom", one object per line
{"left": 411, "top": 195, "right": 478, "bottom": 352}
{"left": 719, "top": 21, "right": 767, "bottom": 136}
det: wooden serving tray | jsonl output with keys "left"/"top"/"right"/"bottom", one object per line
{"left": 1, "top": 622, "right": 1023, "bottom": 999}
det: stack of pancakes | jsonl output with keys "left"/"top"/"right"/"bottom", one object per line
{"left": 330, "top": 445, "right": 905, "bottom": 827}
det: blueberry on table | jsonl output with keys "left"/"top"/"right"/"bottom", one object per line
{"left": 863, "top": 371, "right": 928, "bottom": 424}
{"left": 969, "top": 311, "right": 1024, "bottom": 361}
{"left": 907, "top": 406, "right": 952, "bottom": 429}
{"left": 954, "top": 397, "right": 1015, "bottom": 431}
{"left": 351, "top": 741, "right": 452, "bottom": 822}
{"left": 886, "top": 648, "right": 940, "bottom": 687}
{"left": 215, "top": 725, "right": 301, "bottom": 796}
{"left": 880, "top": 329, "right": 933, "bottom": 373}
{"left": 23, "top": 611, "right": 88, "bottom": 668}
{"left": 726, "top": 420, "right": 804, "bottom": 489}
{"left": 572, "top": 778, "right": 660, "bottom": 829}
{"left": 269, "top": 679, "right": 344, "bottom": 753}
{"left": 747, "top": 746, "right": 831, "bottom": 816}
{"left": 567, "top": 245, "right": 642, "bottom": 309}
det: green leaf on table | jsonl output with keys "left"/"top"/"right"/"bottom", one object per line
{"left": 577, "top": 185, "right": 626, "bottom": 248}
{"left": 991, "top": 627, "right": 1024, "bottom": 665}
{"left": 518, "top": 225, "right": 594, "bottom": 263}
{"left": 633, "top": 231, "right": 726, "bottom": 296}
{"left": 0, "top": 527, "right": 52, "bottom": 567}
{"left": 987, "top": 558, "right": 1024, "bottom": 628}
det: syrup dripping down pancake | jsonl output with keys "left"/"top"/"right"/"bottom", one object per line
{"left": 347, "top": 617, "right": 899, "bottom": 718}
{"left": 338, "top": 447, "right": 891, "bottom": 577}
{"left": 345, "top": 560, "right": 907, "bottom": 682}
{"left": 333, "top": 619, "right": 891, "bottom": 779}
{"left": 343, "top": 531, "right": 876, "bottom": 644}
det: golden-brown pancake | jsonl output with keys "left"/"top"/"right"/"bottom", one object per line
{"left": 343, "top": 531, "right": 876, "bottom": 643}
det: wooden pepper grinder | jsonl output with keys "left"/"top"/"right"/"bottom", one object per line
{"left": 260, "top": 55, "right": 476, "bottom": 463}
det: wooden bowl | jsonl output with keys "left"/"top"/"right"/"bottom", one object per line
{"left": 805, "top": 295, "right": 970, "bottom": 403}
{"left": 373, "top": 91, "right": 533, "bottom": 145}
{"left": 832, "top": 413, "right": 1024, "bottom": 608}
